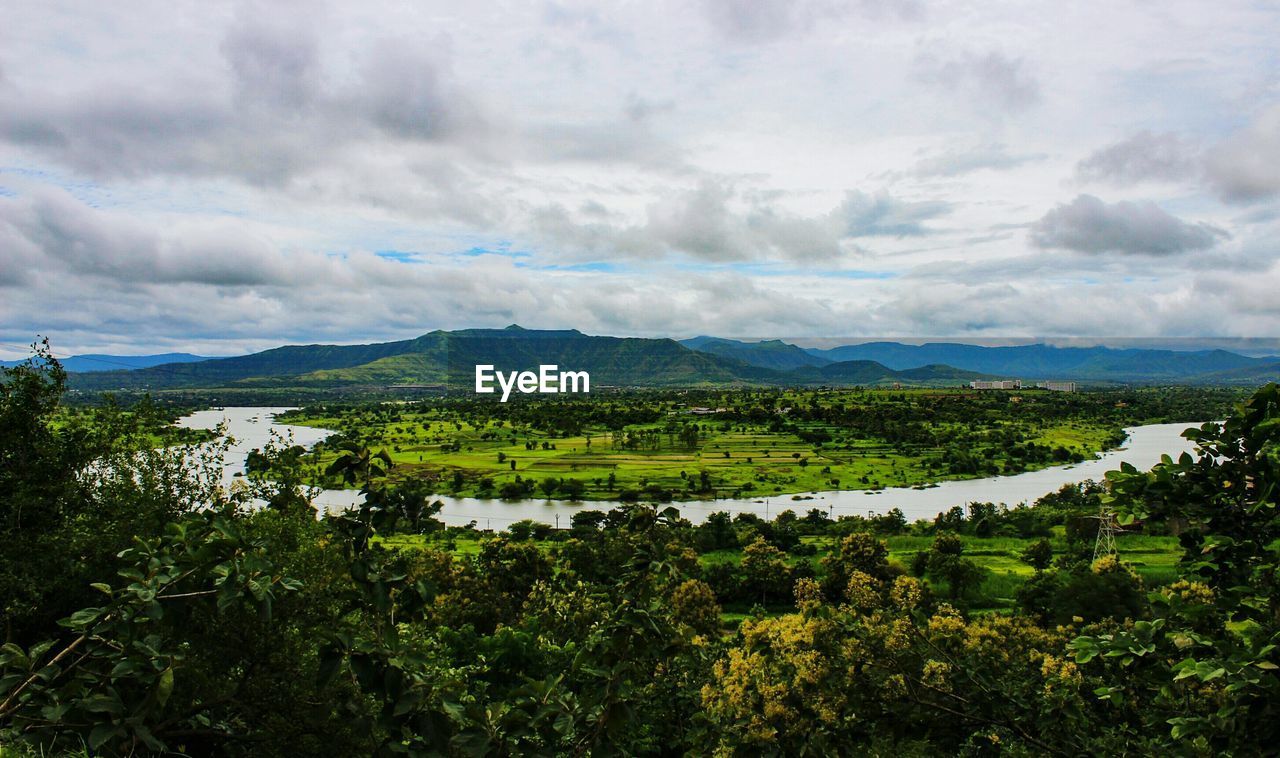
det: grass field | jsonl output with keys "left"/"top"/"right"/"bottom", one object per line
{"left": 280, "top": 388, "right": 1127, "bottom": 500}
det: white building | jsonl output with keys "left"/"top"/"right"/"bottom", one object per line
{"left": 1035, "top": 381, "right": 1077, "bottom": 392}
{"left": 970, "top": 380, "right": 1022, "bottom": 390}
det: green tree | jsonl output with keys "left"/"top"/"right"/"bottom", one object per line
{"left": 926, "top": 534, "right": 987, "bottom": 603}
{"left": 741, "top": 537, "right": 790, "bottom": 606}
{"left": 1071, "top": 384, "right": 1280, "bottom": 753}
{"left": 1021, "top": 537, "right": 1054, "bottom": 571}
{"left": 325, "top": 442, "right": 393, "bottom": 488}
{"left": 821, "top": 531, "right": 890, "bottom": 599}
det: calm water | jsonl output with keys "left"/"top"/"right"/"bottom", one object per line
{"left": 178, "top": 407, "right": 1206, "bottom": 528}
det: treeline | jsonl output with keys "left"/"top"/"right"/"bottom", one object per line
{"left": 2, "top": 350, "right": 1278, "bottom": 755}
{"left": 471, "top": 479, "right": 1130, "bottom": 616}
{"left": 282, "top": 385, "right": 1243, "bottom": 444}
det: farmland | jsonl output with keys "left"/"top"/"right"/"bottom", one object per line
{"left": 274, "top": 386, "right": 1241, "bottom": 500}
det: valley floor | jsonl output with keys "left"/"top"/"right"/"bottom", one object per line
{"left": 268, "top": 387, "right": 1237, "bottom": 501}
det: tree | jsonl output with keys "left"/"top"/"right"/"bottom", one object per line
{"left": 1069, "top": 384, "right": 1280, "bottom": 753}
{"left": 741, "top": 537, "right": 790, "bottom": 606}
{"left": 697, "top": 511, "right": 736, "bottom": 551}
{"left": 926, "top": 534, "right": 987, "bottom": 603}
{"left": 508, "top": 519, "right": 537, "bottom": 541}
{"left": 821, "top": 532, "right": 890, "bottom": 599}
{"left": 560, "top": 478, "right": 586, "bottom": 500}
{"left": 0, "top": 511, "right": 304, "bottom": 753}
{"left": 669, "top": 578, "right": 721, "bottom": 636}
{"left": 1021, "top": 537, "right": 1054, "bottom": 571}
{"left": 571, "top": 510, "right": 607, "bottom": 533}
{"left": 325, "top": 442, "right": 393, "bottom": 488}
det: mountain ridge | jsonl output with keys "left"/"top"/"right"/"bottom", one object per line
{"left": 0, "top": 352, "right": 211, "bottom": 373}
{"left": 65, "top": 328, "right": 985, "bottom": 391}
{"left": 51, "top": 329, "right": 1280, "bottom": 391}
{"left": 793, "top": 341, "right": 1276, "bottom": 382}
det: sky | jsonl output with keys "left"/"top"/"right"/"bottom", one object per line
{"left": 1, "top": 0, "right": 1278, "bottom": 358}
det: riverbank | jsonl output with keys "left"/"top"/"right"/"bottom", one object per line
{"left": 177, "top": 407, "right": 1205, "bottom": 528}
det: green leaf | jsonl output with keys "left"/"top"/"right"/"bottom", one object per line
{"left": 83, "top": 692, "right": 126, "bottom": 715}
{"left": 110, "top": 660, "right": 142, "bottom": 679}
{"left": 156, "top": 666, "right": 175, "bottom": 706}
{"left": 89, "top": 723, "right": 120, "bottom": 750}
{"left": 66, "top": 607, "right": 103, "bottom": 628}
{"left": 1, "top": 642, "right": 30, "bottom": 669}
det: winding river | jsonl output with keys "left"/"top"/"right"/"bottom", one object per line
{"left": 177, "top": 407, "right": 1205, "bottom": 528}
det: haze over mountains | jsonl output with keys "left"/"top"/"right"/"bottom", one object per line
{"left": 52, "top": 327, "right": 1280, "bottom": 391}
{"left": 0, "top": 353, "right": 209, "bottom": 373}
{"left": 801, "top": 342, "right": 1275, "bottom": 382}
{"left": 681, "top": 337, "right": 1280, "bottom": 384}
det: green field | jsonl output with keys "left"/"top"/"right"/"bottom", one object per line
{"left": 275, "top": 387, "right": 1163, "bottom": 500}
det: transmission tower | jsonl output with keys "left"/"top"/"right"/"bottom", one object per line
{"left": 1092, "top": 506, "right": 1120, "bottom": 562}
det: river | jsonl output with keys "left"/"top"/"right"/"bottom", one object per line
{"left": 177, "top": 406, "right": 1205, "bottom": 528}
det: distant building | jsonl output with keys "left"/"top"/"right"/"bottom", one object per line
{"left": 1035, "top": 381, "right": 1077, "bottom": 392}
{"left": 970, "top": 380, "right": 1022, "bottom": 390}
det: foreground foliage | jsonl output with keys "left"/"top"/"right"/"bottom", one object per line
{"left": 1, "top": 349, "right": 1276, "bottom": 755}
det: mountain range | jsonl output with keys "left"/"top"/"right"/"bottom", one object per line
{"left": 680, "top": 337, "right": 1280, "bottom": 385}
{"left": 42, "top": 328, "right": 1280, "bottom": 391}
{"left": 800, "top": 341, "right": 1273, "bottom": 382}
{"left": 0, "top": 352, "right": 209, "bottom": 373}
{"left": 65, "top": 327, "right": 985, "bottom": 391}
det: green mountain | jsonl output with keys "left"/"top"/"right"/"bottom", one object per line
{"left": 802, "top": 341, "right": 1276, "bottom": 383}
{"left": 70, "top": 336, "right": 434, "bottom": 390}
{"left": 1187, "top": 361, "right": 1280, "bottom": 386}
{"left": 286, "top": 327, "right": 768, "bottom": 387}
{"left": 679, "top": 337, "right": 830, "bottom": 370}
{"left": 68, "top": 326, "right": 988, "bottom": 392}
{"left": 71, "top": 327, "right": 770, "bottom": 390}
{"left": 782, "top": 360, "right": 992, "bottom": 386}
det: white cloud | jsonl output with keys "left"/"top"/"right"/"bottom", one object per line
{"left": 908, "top": 144, "right": 1041, "bottom": 178}
{"left": 1205, "top": 105, "right": 1280, "bottom": 203}
{"left": 914, "top": 49, "right": 1041, "bottom": 113}
{"left": 700, "top": 0, "right": 919, "bottom": 44}
{"left": 1029, "top": 195, "right": 1228, "bottom": 256}
{"left": 1075, "top": 131, "right": 1198, "bottom": 184}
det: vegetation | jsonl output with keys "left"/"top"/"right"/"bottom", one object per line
{"left": 381, "top": 484, "right": 1183, "bottom": 617}
{"left": 3, "top": 346, "right": 1278, "bottom": 755}
{"left": 68, "top": 328, "right": 1280, "bottom": 393}
{"left": 274, "top": 385, "right": 1240, "bottom": 500}
{"left": 67, "top": 326, "right": 990, "bottom": 392}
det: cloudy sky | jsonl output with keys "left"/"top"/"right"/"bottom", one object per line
{"left": 1, "top": 0, "right": 1278, "bottom": 358}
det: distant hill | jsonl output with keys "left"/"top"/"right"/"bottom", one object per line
{"left": 67, "top": 326, "right": 986, "bottom": 392}
{"left": 1187, "top": 361, "right": 1280, "bottom": 386}
{"left": 803, "top": 342, "right": 1277, "bottom": 383}
{"left": 0, "top": 352, "right": 211, "bottom": 373}
{"left": 291, "top": 327, "right": 767, "bottom": 388}
{"left": 70, "top": 327, "right": 773, "bottom": 391}
{"left": 60, "top": 328, "right": 1270, "bottom": 392}
{"left": 778, "top": 360, "right": 992, "bottom": 386}
{"left": 680, "top": 337, "right": 830, "bottom": 370}
{"left": 783, "top": 360, "right": 984, "bottom": 385}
